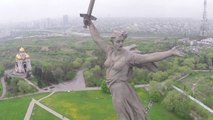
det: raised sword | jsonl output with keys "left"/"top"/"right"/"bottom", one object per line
{"left": 80, "top": 0, "right": 97, "bottom": 28}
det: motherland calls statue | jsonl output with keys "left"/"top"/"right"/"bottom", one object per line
{"left": 80, "top": 0, "right": 184, "bottom": 120}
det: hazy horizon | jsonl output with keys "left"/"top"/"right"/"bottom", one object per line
{"left": 0, "top": 0, "right": 213, "bottom": 24}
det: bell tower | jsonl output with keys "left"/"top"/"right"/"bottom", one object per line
{"left": 200, "top": 0, "right": 208, "bottom": 38}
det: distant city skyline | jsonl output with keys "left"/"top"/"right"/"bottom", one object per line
{"left": 0, "top": 0, "right": 213, "bottom": 24}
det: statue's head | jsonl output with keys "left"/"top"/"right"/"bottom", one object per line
{"left": 19, "top": 47, "right": 25, "bottom": 53}
{"left": 110, "top": 31, "right": 127, "bottom": 51}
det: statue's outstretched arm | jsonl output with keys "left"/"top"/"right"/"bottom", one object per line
{"left": 88, "top": 22, "right": 110, "bottom": 53}
{"left": 132, "top": 47, "right": 184, "bottom": 64}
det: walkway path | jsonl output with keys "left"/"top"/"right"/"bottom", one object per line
{"left": 24, "top": 98, "right": 70, "bottom": 120}
{"left": 24, "top": 92, "right": 69, "bottom": 120}
{"left": 177, "top": 73, "right": 190, "bottom": 81}
{"left": 24, "top": 99, "right": 36, "bottom": 120}
{"left": 34, "top": 99, "right": 70, "bottom": 120}
{"left": 23, "top": 78, "right": 43, "bottom": 92}
{"left": 0, "top": 91, "right": 49, "bottom": 101}
{"left": 38, "top": 92, "right": 55, "bottom": 102}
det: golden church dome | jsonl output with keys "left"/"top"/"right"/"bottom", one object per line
{"left": 19, "top": 47, "right": 25, "bottom": 52}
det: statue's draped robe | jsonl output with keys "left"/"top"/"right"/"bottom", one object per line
{"left": 104, "top": 45, "right": 153, "bottom": 120}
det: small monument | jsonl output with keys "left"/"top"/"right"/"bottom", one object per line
{"left": 14, "top": 47, "right": 32, "bottom": 76}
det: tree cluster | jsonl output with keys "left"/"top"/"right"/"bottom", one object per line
{"left": 33, "top": 60, "right": 77, "bottom": 88}
{"left": 6, "top": 77, "right": 36, "bottom": 96}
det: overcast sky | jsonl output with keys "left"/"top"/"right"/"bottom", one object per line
{"left": 0, "top": 0, "right": 213, "bottom": 24}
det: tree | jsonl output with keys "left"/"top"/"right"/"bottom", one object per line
{"left": 61, "top": 62, "right": 73, "bottom": 74}
{"left": 72, "top": 58, "right": 82, "bottom": 69}
{"left": 177, "top": 66, "right": 191, "bottom": 75}
{"left": 183, "top": 58, "right": 195, "bottom": 69}
{"left": 65, "top": 71, "right": 76, "bottom": 80}
{"left": 83, "top": 65, "right": 103, "bottom": 87}
{"left": 33, "top": 66, "right": 42, "bottom": 79}
{"left": 196, "top": 63, "right": 207, "bottom": 70}
{"left": 83, "top": 60, "right": 91, "bottom": 68}
{"left": 132, "top": 68, "right": 149, "bottom": 84}
{"left": 84, "top": 69, "right": 95, "bottom": 86}
{"left": 52, "top": 67, "right": 64, "bottom": 80}
{"left": 207, "top": 53, "right": 213, "bottom": 66}
{"left": 101, "top": 80, "right": 110, "bottom": 94}
{"left": 163, "top": 91, "right": 191, "bottom": 119}
{"left": 46, "top": 71, "right": 57, "bottom": 84}
{"left": 91, "top": 65, "right": 100, "bottom": 72}
{"left": 17, "top": 80, "right": 34, "bottom": 93}
{"left": 162, "top": 79, "right": 174, "bottom": 92}
{"left": 204, "top": 96, "right": 213, "bottom": 107}
{"left": 152, "top": 71, "right": 168, "bottom": 82}
{"left": 83, "top": 57, "right": 96, "bottom": 68}
{"left": 9, "top": 78, "right": 19, "bottom": 95}
{"left": 149, "top": 81, "right": 163, "bottom": 102}
{"left": 91, "top": 65, "right": 101, "bottom": 77}
{"left": 37, "top": 79, "right": 43, "bottom": 88}
{"left": 0, "top": 64, "right": 4, "bottom": 76}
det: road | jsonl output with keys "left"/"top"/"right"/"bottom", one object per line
{"left": 42, "top": 69, "right": 86, "bottom": 92}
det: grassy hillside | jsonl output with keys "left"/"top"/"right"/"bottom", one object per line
{"left": 0, "top": 93, "right": 48, "bottom": 120}
{"left": 30, "top": 89, "right": 182, "bottom": 120}
{"left": 0, "top": 89, "right": 183, "bottom": 120}
{"left": 30, "top": 105, "right": 59, "bottom": 120}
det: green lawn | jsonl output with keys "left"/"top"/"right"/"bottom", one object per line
{"left": 0, "top": 89, "right": 183, "bottom": 120}
{"left": 31, "top": 89, "right": 182, "bottom": 120}
{"left": 0, "top": 93, "right": 49, "bottom": 120}
{"left": 136, "top": 89, "right": 184, "bottom": 120}
{"left": 33, "top": 91, "right": 117, "bottom": 120}
{"left": 30, "top": 105, "right": 59, "bottom": 120}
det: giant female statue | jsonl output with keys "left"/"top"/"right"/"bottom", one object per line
{"left": 82, "top": 18, "right": 184, "bottom": 120}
